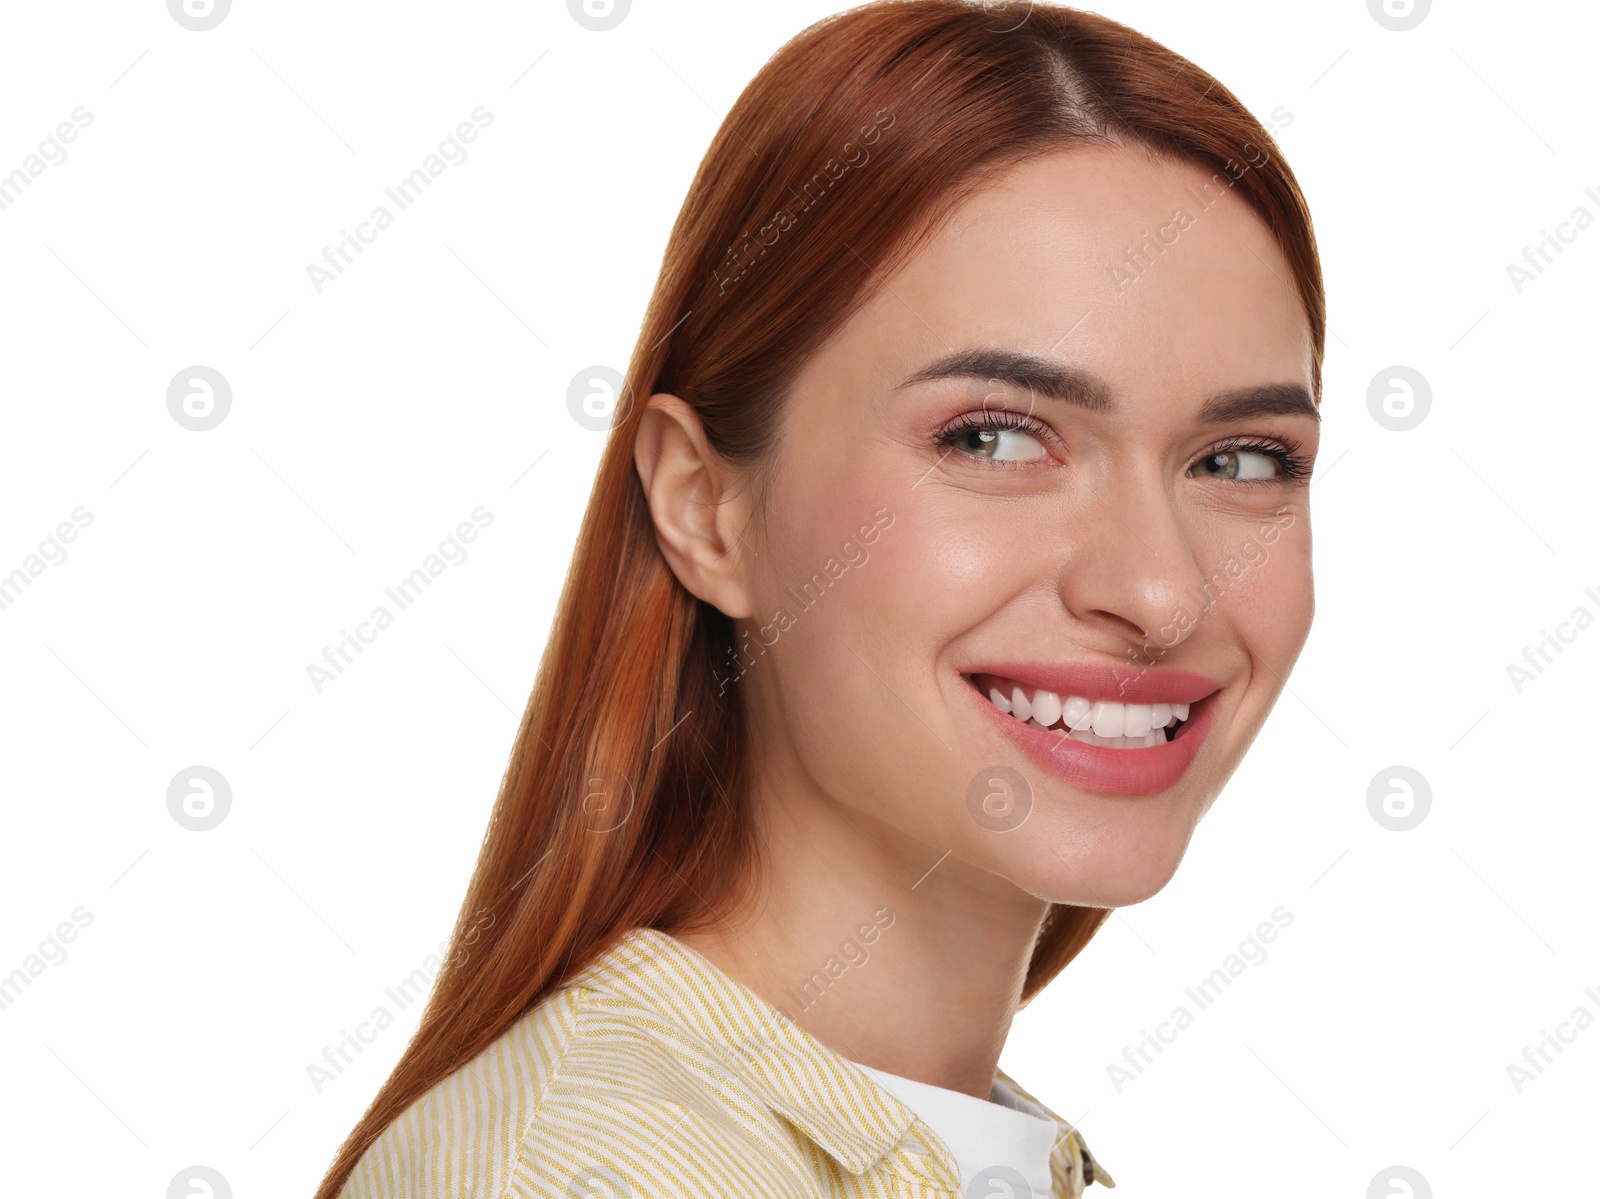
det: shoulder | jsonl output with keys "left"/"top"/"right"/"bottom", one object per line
{"left": 337, "top": 977, "right": 821, "bottom": 1199}
{"left": 336, "top": 983, "right": 585, "bottom": 1199}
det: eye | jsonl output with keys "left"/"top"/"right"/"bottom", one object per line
{"left": 935, "top": 412, "right": 1052, "bottom": 463}
{"left": 1188, "top": 438, "right": 1312, "bottom": 485}
{"left": 1191, "top": 448, "right": 1279, "bottom": 480}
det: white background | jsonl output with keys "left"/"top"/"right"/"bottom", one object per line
{"left": 0, "top": 1, "right": 1594, "bottom": 1196}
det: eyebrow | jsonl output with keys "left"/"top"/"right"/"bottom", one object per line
{"left": 894, "top": 347, "right": 1320, "bottom": 424}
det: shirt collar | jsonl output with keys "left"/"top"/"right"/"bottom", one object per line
{"left": 995, "top": 1067, "right": 1117, "bottom": 1194}
{"left": 569, "top": 926, "right": 1113, "bottom": 1195}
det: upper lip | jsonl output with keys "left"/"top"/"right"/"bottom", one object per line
{"left": 963, "top": 660, "right": 1222, "bottom": 706}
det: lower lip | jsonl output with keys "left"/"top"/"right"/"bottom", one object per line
{"left": 965, "top": 678, "right": 1218, "bottom": 796}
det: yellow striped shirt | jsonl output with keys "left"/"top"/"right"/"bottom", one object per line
{"left": 337, "top": 926, "right": 1114, "bottom": 1198}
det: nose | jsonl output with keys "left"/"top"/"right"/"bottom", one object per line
{"left": 1052, "top": 470, "right": 1210, "bottom": 665}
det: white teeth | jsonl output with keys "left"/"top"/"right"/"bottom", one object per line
{"left": 977, "top": 677, "right": 1199, "bottom": 749}
{"left": 1067, "top": 727, "right": 1165, "bottom": 749}
{"left": 1063, "top": 696, "right": 1093, "bottom": 730}
{"left": 1011, "top": 687, "right": 1031, "bottom": 722}
{"left": 1030, "top": 690, "right": 1062, "bottom": 727}
{"left": 1090, "top": 701, "right": 1124, "bottom": 739}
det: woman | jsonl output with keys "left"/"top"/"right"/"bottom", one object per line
{"left": 317, "top": 1, "right": 1322, "bottom": 1195}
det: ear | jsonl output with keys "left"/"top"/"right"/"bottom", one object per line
{"left": 632, "top": 393, "right": 756, "bottom": 619}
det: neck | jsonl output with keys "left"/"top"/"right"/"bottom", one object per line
{"left": 669, "top": 771, "right": 1051, "bottom": 1100}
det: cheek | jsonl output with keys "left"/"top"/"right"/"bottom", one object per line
{"left": 1210, "top": 521, "right": 1314, "bottom": 661}
{"left": 742, "top": 479, "right": 907, "bottom": 711}
{"left": 755, "top": 480, "right": 886, "bottom": 613}
{"left": 759, "top": 478, "right": 1028, "bottom": 635}
{"left": 866, "top": 497, "right": 1045, "bottom": 624}
{"left": 924, "top": 520, "right": 1012, "bottom": 586}
{"left": 739, "top": 488, "right": 1022, "bottom": 825}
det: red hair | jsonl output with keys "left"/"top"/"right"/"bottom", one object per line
{"left": 315, "top": 3, "right": 1323, "bottom": 1192}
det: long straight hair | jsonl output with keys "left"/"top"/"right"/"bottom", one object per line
{"left": 316, "top": 2, "right": 1324, "bottom": 1191}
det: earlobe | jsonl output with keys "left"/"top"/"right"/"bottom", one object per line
{"left": 632, "top": 394, "right": 755, "bottom": 619}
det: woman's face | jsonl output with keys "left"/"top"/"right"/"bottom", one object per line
{"left": 724, "top": 143, "right": 1318, "bottom": 909}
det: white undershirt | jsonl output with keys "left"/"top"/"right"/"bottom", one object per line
{"left": 851, "top": 1061, "right": 1058, "bottom": 1198}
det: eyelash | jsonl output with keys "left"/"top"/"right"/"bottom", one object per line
{"left": 933, "top": 413, "right": 1314, "bottom": 484}
{"left": 1198, "top": 436, "right": 1314, "bottom": 485}
{"left": 934, "top": 411, "right": 1056, "bottom": 464}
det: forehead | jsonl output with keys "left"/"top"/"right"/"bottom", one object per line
{"left": 829, "top": 143, "right": 1313, "bottom": 411}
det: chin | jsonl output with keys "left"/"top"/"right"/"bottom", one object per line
{"left": 1064, "top": 862, "right": 1182, "bottom": 908}
{"left": 1008, "top": 821, "right": 1195, "bottom": 909}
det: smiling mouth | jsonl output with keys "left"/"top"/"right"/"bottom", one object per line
{"left": 965, "top": 671, "right": 1202, "bottom": 749}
